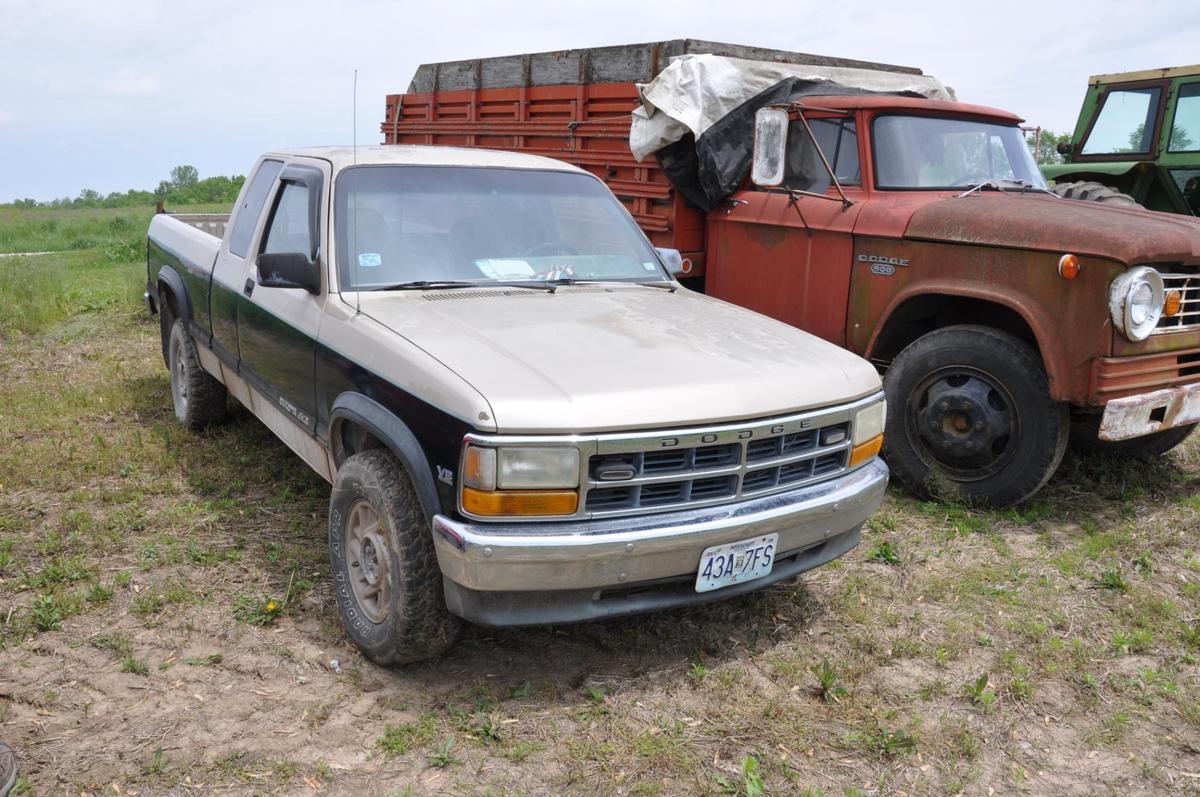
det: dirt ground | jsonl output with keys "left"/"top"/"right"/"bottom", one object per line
{"left": 1, "top": 278, "right": 1199, "bottom": 796}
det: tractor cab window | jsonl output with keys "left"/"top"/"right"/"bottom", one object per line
{"left": 1081, "top": 87, "right": 1162, "bottom": 155}
{"left": 1169, "top": 83, "right": 1200, "bottom": 153}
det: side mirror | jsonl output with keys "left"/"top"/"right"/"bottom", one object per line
{"left": 257, "top": 251, "right": 320, "bottom": 294}
{"left": 655, "top": 247, "right": 692, "bottom": 277}
{"left": 1056, "top": 140, "right": 1073, "bottom": 156}
{"left": 751, "top": 107, "right": 790, "bottom": 187}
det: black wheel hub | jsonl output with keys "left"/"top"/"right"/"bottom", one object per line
{"left": 911, "top": 370, "right": 1016, "bottom": 479}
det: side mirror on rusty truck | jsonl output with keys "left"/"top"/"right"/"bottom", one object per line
{"left": 655, "top": 247, "right": 692, "bottom": 278}
{"left": 751, "top": 107, "right": 790, "bottom": 187}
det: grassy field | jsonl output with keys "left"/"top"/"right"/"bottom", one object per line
{"left": 0, "top": 208, "right": 1198, "bottom": 796}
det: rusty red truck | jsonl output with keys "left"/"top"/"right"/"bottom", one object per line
{"left": 383, "top": 41, "right": 1200, "bottom": 507}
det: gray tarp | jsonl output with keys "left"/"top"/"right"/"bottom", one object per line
{"left": 630, "top": 54, "right": 955, "bottom": 161}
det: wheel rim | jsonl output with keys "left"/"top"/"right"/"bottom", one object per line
{"left": 344, "top": 499, "right": 391, "bottom": 623}
{"left": 905, "top": 365, "right": 1021, "bottom": 482}
{"left": 170, "top": 335, "right": 188, "bottom": 415}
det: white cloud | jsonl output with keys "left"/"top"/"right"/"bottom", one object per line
{"left": 0, "top": 110, "right": 13, "bottom": 127}
{"left": 102, "top": 69, "right": 161, "bottom": 97}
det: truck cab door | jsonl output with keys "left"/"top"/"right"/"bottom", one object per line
{"left": 706, "top": 116, "right": 865, "bottom": 345}
{"left": 237, "top": 162, "right": 328, "bottom": 433}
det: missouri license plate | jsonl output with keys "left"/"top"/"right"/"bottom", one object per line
{"left": 695, "top": 534, "right": 778, "bottom": 593}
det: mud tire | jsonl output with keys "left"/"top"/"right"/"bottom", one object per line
{"left": 329, "top": 450, "right": 460, "bottom": 666}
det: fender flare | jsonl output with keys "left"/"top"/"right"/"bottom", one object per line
{"left": 328, "top": 393, "right": 442, "bottom": 521}
{"left": 155, "top": 266, "right": 192, "bottom": 321}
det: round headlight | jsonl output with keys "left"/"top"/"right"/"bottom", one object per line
{"left": 1109, "top": 267, "right": 1164, "bottom": 341}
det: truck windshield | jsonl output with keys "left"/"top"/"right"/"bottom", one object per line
{"left": 872, "top": 115, "right": 1047, "bottom": 190}
{"left": 334, "top": 166, "right": 668, "bottom": 290}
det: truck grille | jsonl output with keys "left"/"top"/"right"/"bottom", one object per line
{"left": 584, "top": 418, "right": 852, "bottom": 516}
{"left": 1156, "top": 269, "right": 1200, "bottom": 334}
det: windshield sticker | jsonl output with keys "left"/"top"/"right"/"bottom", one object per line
{"left": 358, "top": 252, "right": 382, "bottom": 268}
{"left": 642, "top": 261, "right": 658, "bottom": 271}
{"left": 475, "top": 259, "right": 537, "bottom": 279}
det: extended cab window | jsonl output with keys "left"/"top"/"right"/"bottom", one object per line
{"left": 262, "top": 182, "right": 312, "bottom": 255}
{"left": 872, "top": 115, "right": 1045, "bottom": 190}
{"left": 228, "top": 160, "right": 283, "bottom": 257}
{"left": 1080, "top": 87, "right": 1162, "bottom": 155}
{"left": 1169, "top": 83, "right": 1200, "bottom": 152}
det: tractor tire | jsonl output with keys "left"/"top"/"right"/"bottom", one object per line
{"left": 882, "top": 325, "right": 1069, "bottom": 508}
{"left": 329, "top": 450, "right": 461, "bottom": 666}
{"left": 1051, "top": 180, "right": 1140, "bottom": 207}
{"left": 167, "top": 318, "right": 228, "bottom": 430}
{"left": 1069, "top": 416, "right": 1196, "bottom": 458}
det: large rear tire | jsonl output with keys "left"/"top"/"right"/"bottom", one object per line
{"left": 329, "top": 450, "right": 461, "bottom": 666}
{"left": 882, "top": 325, "right": 1069, "bottom": 508}
{"left": 1051, "top": 180, "right": 1140, "bottom": 207}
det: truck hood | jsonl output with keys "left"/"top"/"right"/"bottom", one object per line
{"left": 904, "top": 193, "right": 1200, "bottom": 264}
{"left": 356, "top": 286, "right": 880, "bottom": 433}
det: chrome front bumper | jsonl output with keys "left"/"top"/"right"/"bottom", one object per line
{"left": 1099, "top": 383, "right": 1200, "bottom": 441}
{"left": 431, "top": 459, "right": 887, "bottom": 624}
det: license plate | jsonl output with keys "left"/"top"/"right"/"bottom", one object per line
{"left": 695, "top": 533, "right": 778, "bottom": 593}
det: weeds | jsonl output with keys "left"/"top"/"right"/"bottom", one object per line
{"left": 867, "top": 539, "right": 901, "bottom": 566}
{"left": 964, "top": 673, "right": 997, "bottom": 708}
{"left": 715, "top": 755, "right": 764, "bottom": 797}
{"left": 427, "top": 736, "right": 462, "bottom": 768}
{"left": 811, "top": 657, "right": 848, "bottom": 703}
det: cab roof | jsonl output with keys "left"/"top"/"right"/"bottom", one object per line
{"left": 1089, "top": 64, "right": 1200, "bottom": 85}
{"left": 266, "top": 145, "right": 588, "bottom": 174}
{"left": 799, "top": 94, "right": 1023, "bottom": 124}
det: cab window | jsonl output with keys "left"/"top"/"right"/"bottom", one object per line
{"left": 1081, "top": 87, "right": 1162, "bottom": 155}
{"left": 228, "top": 159, "right": 283, "bottom": 257}
{"left": 262, "top": 183, "right": 312, "bottom": 256}
{"left": 1169, "top": 83, "right": 1200, "bottom": 152}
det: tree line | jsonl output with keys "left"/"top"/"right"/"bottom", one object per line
{"left": 5, "top": 165, "right": 245, "bottom": 209}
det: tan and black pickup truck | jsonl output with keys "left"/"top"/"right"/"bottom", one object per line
{"left": 145, "top": 145, "right": 888, "bottom": 665}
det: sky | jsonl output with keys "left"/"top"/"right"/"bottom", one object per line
{"left": 1, "top": 0, "right": 1197, "bottom": 202}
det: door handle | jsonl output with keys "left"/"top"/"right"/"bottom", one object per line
{"left": 725, "top": 198, "right": 749, "bottom": 215}
{"left": 243, "top": 278, "right": 255, "bottom": 297}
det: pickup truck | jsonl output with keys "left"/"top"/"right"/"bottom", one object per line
{"left": 144, "top": 145, "right": 889, "bottom": 665}
{"left": 386, "top": 41, "right": 1200, "bottom": 507}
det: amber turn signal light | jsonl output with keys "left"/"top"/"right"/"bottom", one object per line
{"left": 462, "top": 487, "right": 578, "bottom": 516}
{"left": 849, "top": 435, "right": 883, "bottom": 467}
{"left": 1164, "top": 289, "right": 1183, "bottom": 317}
{"left": 1058, "top": 254, "right": 1081, "bottom": 280}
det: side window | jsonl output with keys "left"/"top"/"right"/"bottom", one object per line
{"left": 262, "top": 182, "right": 312, "bottom": 256}
{"left": 228, "top": 160, "right": 283, "bottom": 257}
{"left": 1169, "top": 83, "right": 1200, "bottom": 152}
{"left": 1081, "top": 87, "right": 1162, "bottom": 155}
{"left": 808, "top": 119, "right": 861, "bottom": 185}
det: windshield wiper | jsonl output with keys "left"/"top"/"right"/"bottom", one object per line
{"left": 957, "top": 179, "right": 1057, "bottom": 199}
{"left": 541, "top": 277, "right": 678, "bottom": 292}
{"left": 373, "top": 280, "right": 552, "bottom": 292}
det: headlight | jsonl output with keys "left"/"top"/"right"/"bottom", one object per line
{"left": 1109, "top": 266, "right": 1164, "bottom": 341}
{"left": 850, "top": 398, "right": 886, "bottom": 467}
{"left": 461, "top": 444, "right": 580, "bottom": 517}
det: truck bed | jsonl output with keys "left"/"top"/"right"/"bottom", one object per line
{"left": 146, "top": 212, "right": 225, "bottom": 330}
{"left": 383, "top": 41, "right": 923, "bottom": 275}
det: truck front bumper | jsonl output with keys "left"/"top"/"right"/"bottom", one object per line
{"left": 431, "top": 458, "right": 888, "bottom": 626}
{"left": 1099, "top": 383, "right": 1200, "bottom": 441}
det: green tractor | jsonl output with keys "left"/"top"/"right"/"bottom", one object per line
{"left": 1044, "top": 64, "right": 1200, "bottom": 215}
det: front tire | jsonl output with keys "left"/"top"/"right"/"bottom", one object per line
{"left": 167, "top": 318, "right": 227, "bottom": 429}
{"left": 1070, "top": 416, "right": 1196, "bottom": 458}
{"left": 883, "top": 325, "right": 1069, "bottom": 507}
{"left": 329, "top": 450, "right": 460, "bottom": 666}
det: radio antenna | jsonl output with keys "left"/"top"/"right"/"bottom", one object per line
{"left": 353, "top": 68, "right": 361, "bottom": 315}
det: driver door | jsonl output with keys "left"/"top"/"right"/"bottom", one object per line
{"left": 706, "top": 115, "right": 865, "bottom": 345}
